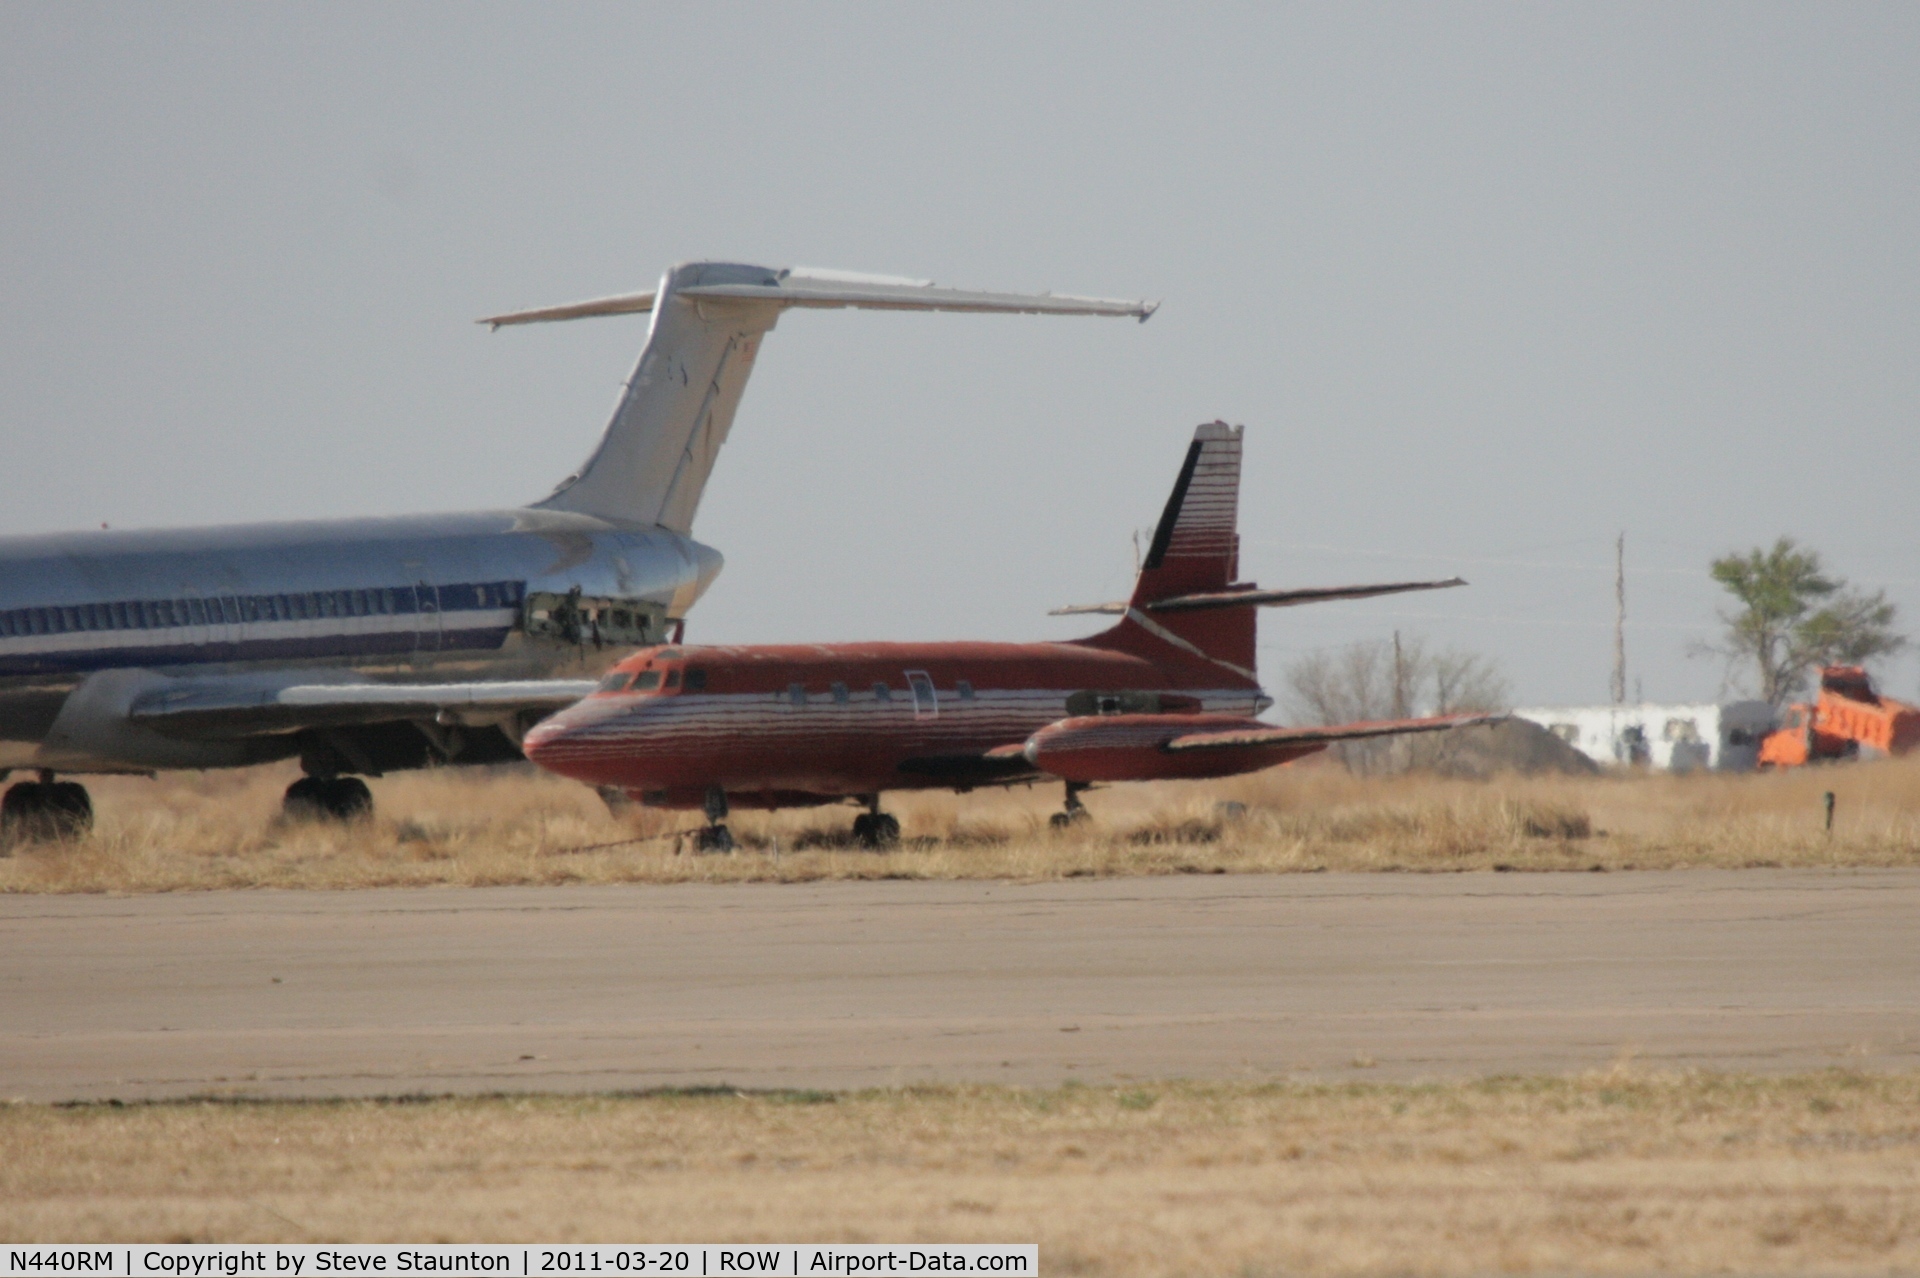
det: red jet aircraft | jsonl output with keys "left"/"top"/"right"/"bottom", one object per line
{"left": 524, "top": 423, "right": 1497, "bottom": 848}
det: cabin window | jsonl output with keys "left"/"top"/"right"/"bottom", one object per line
{"left": 0, "top": 612, "right": 12, "bottom": 637}
{"left": 831, "top": 682, "right": 849, "bottom": 704}
{"left": 597, "top": 671, "right": 633, "bottom": 692}
{"left": 663, "top": 669, "right": 681, "bottom": 689}
{"left": 632, "top": 670, "right": 662, "bottom": 692}
{"left": 684, "top": 669, "right": 706, "bottom": 692}
{"left": 59, "top": 607, "right": 78, "bottom": 633}
{"left": 873, "top": 682, "right": 892, "bottom": 702}
{"left": 955, "top": 680, "right": 974, "bottom": 701}
{"left": 79, "top": 604, "right": 99, "bottom": 631}
{"left": 187, "top": 599, "right": 206, "bottom": 626}
{"left": 789, "top": 682, "right": 808, "bottom": 707}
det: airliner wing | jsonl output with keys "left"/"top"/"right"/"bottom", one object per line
{"left": 129, "top": 676, "right": 598, "bottom": 738}
{"left": 1164, "top": 711, "right": 1504, "bottom": 752}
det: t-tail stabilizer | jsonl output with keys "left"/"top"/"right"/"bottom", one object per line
{"left": 1065, "top": 421, "right": 1467, "bottom": 679}
{"left": 482, "top": 263, "right": 1156, "bottom": 534}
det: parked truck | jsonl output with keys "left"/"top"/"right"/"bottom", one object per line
{"left": 1758, "top": 665, "right": 1920, "bottom": 768}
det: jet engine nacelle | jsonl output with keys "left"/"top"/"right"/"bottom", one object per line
{"left": 1020, "top": 713, "right": 1324, "bottom": 784}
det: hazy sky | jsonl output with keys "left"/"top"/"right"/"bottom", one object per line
{"left": 3, "top": 3, "right": 1916, "bottom": 706}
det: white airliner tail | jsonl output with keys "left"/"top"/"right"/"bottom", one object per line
{"left": 483, "top": 262, "right": 1155, "bottom": 533}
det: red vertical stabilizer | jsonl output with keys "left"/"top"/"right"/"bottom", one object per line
{"left": 1082, "top": 422, "right": 1259, "bottom": 680}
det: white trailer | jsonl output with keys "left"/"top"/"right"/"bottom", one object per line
{"left": 1512, "top": 702, "right": 1777, "bottom": 772}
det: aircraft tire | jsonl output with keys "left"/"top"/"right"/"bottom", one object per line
{"left": 323, "top": 777, "right": 374, "bottom": 821}
{"left": 283, "top": 777, "right": 328, "bottom": 822}
{"left": 695, "top": 824, "right": 734, "bottom": 854}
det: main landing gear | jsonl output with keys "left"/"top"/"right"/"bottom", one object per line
{"left": 851, "top": 795, "right": 900, "bottom": 849}
{"left": 694, "top": 785, "right": 735, "bottom": 853}
{"left": 1049, "top": 782, "right": 1092, "bottom": 830}
{"left": 282, "top": 775, "right": 374, "bottom": 822}
{"left": 0, "top": 770, "right": 94, "bottom": 844}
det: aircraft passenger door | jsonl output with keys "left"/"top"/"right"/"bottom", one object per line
{"left": 412, "top": 580, "right": 444, "bottom": 656}
{"left": 905, "top": 670, "right": 938, "bottom": 720}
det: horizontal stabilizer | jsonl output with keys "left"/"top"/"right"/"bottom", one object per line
{"left": 495, "top": 261, "right": 1154, "bottom": 534}
{"left": 1052, "top": 577, "right": 1467, "bottom": 617}
{"left": 482, "top": 268, "right": 1156, "bottom": 329}
{"left": 1165, "top": 710, "right": 1504, "bottom": 753}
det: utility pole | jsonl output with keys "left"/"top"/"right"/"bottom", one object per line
{"left": 1611, "top": 532, "right": 1627, "bottom": 705}
{"left": 1392, "top": 629, "right": 1408, "bottom": 719}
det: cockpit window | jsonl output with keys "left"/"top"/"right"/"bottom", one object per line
{"left": 597, "top": 671, "right": 633, "bottom": 692}
{"left": 664, "top": 669, "right": 681, "bottom": 689}
{"left": 685, "top": 669, "right": 707, "bottom": 692}
{"left": 632, "top": 670, "right": 662, "bottom": 691}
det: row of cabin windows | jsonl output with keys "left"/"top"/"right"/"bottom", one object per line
{"left": 788, "top": 680, "right": 976, "bottom": 706}
{"left": 0, "top": 580, "right": 526, "bottom": 641}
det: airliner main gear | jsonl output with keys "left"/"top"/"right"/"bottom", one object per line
{"left": 852, "top": 812, "right": 901, "bottom": 848}
{"left": 0, "top": 775, "right": 93, "bottom": 843}
{"left": 283, "top": 776, "right": 374, "bottom": 822}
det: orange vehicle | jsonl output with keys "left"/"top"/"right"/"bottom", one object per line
{"left": 1757, "top": 666, "right": 1920, "bottom": 768}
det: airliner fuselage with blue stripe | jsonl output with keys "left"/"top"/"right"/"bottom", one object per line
{"left": 0, "top": 508, "right": 719, "bottom": 773}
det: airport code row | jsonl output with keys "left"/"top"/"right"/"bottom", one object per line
{"left": 2, "top": 1249, "right": 1036, "bottom": 1278}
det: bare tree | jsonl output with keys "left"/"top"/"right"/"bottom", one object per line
{"left": 1283, "top": 633, "right": 1509, "bottom": 774}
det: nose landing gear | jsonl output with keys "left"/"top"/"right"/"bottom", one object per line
{"left": 0, "top": 771, "right": 94, "bottom": 844}
{"left": 1048, "top": 782, "right": 1092, "bottom": 830}
{"left": 851, "top": 795, "right": 900, "bottom": 849}
{"left": 693, "top": 785, "right": 735, "bottom": 853}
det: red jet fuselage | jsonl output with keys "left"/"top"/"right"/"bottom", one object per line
{"left": 521, "top": 637, "right": 1286, "bottom": 809}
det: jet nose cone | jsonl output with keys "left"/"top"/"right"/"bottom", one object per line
{"left": 521, "top": 703, "right": 598, "bottom": 775}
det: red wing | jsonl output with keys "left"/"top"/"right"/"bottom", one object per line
{"left": 1165, "top": 711, "right": 1504, "bottom": 752}
{"left": 895, "top": 744, "right": 1038, "bottom": 785}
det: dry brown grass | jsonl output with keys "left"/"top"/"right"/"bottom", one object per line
{"left": 3, "top": 1072, "right": 1917, "bottom": 1273}
{"left": 4, "top": 753, "right": 1920, "bottom": 894}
